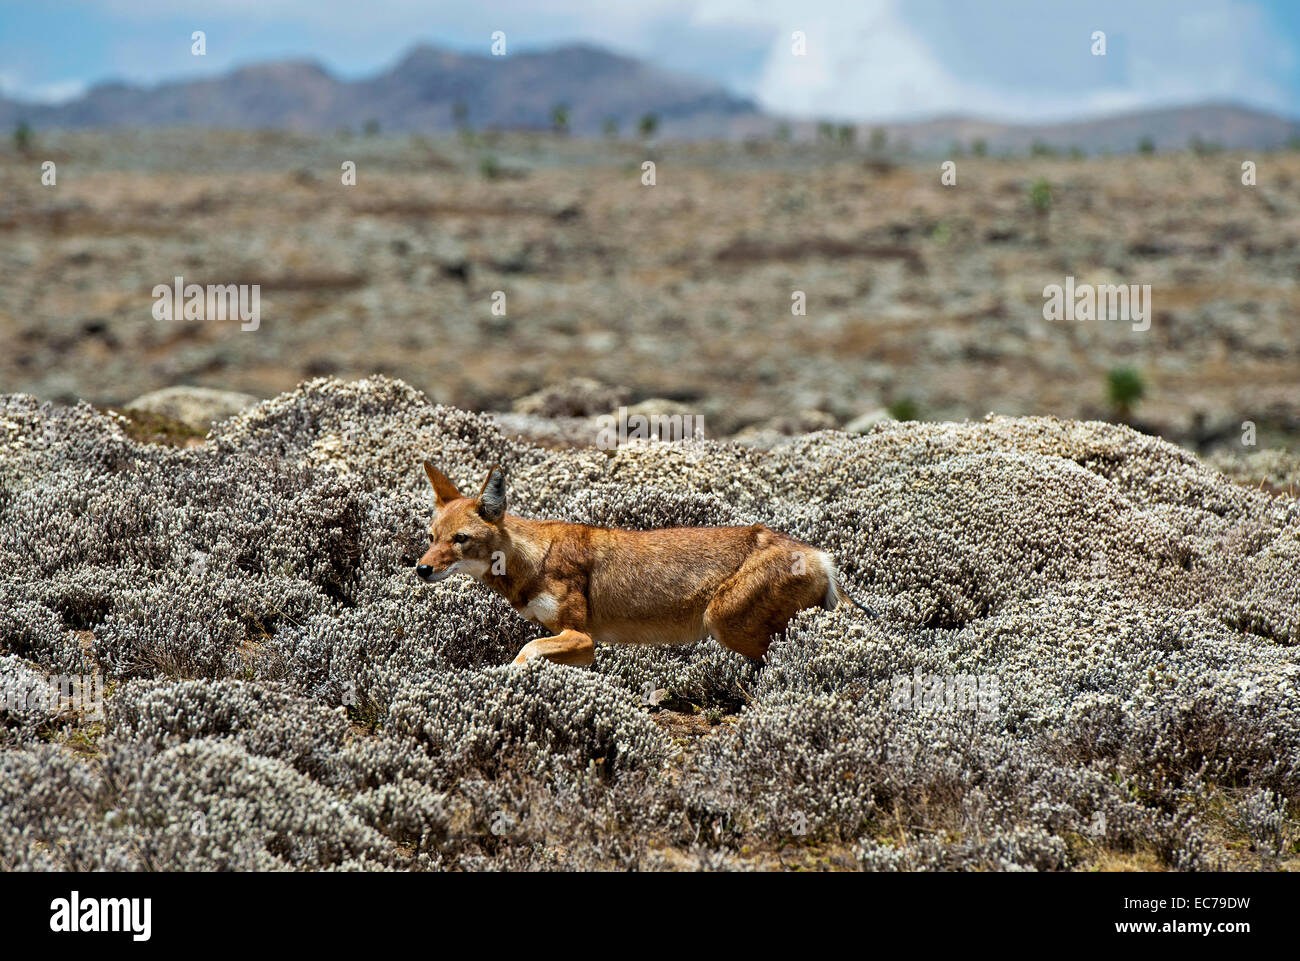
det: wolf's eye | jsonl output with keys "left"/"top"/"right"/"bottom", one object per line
{"left": 452, "top": 533, "right": 469, "bottom": 544}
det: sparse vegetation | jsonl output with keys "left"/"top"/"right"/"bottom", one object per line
{"left": 0, "top": 133, "right": 1296, "bottom": 484}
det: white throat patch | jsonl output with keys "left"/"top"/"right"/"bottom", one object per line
{"left": 450, "top": 558, "right": 490, "bottom": 579}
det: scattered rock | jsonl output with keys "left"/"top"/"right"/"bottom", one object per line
{"left": 125, "top": 386, "right": 261, "bottom": 432}
{"left": 511, "top": 378, "right": 631, "bottom": 419}
{"left": 733, "top": 409, "right": 838, "bottom": 446}
{"left": 843, "top": 408, "right": 896, "bottom": 434}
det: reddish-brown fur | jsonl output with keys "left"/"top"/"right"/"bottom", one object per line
{"left": 416, "top": 462, "right": 847, "bottom": 666}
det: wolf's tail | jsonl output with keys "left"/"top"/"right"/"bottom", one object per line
{"left": 835, "top": 580, "right": 879, "bottom": 618}
{"left": 819, "top": 558, "right": 878, "bottom": 618}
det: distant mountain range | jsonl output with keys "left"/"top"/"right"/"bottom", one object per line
{"left": 0, "top": 44, "right": 759, "bottom": 139}
{"left": 847, "top": 102, "right": 1300, "bottom": 155}
{"left": 3, "top": 42, "right": 1298, "bottom": 153}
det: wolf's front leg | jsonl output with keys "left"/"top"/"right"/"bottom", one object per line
{"left": 512, "top": 629, "right": 595, "bottom": 667}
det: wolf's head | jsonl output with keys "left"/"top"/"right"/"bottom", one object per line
{"left": 415, "top": 461, "right": 507, "bottom": 583}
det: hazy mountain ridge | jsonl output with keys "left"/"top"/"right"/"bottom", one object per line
{"left": 0, "top": 43, "right": 760, "bottom": 137}
{"left": 2, "top": 42, "right": 1298, "bottom": 151}
{"left": 859, "top": 101, "right": 1300, "bottom": 154}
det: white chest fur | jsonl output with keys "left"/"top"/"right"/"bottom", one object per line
{"left": 520, "top": 592, "right": 560, "bottom": 629}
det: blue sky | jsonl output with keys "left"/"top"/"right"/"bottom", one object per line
{"left": 1, "top": 0, "right": 1296, "bottom": 121}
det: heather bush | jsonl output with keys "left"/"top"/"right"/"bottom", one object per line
{"left": 2, "top": 377, "right": 1296, "bottom": 870}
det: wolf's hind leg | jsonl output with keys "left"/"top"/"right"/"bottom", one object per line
{"left": 512, "top": 629, "right": 596, "bottom": 667}
{"left": 704, "top": 546, "right": 828, "bottom": 659}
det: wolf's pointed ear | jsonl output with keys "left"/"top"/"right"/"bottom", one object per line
{"left": 423, "top": 461, "right": 462, "bottom": 508}
{"left": 476, "top": 465, "right": 507, "bottom": 523}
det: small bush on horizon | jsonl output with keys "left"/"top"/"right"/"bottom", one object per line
{"left": 887, "top": 397, "right": 921, "bottom": 422}
{"left": 1106, "top": 367, "right": 1147, "bottom": 422}
{"left": 1028, "top": 177, "right": 1053, "bottom": 215}
{"left": 14, "top": 120, "right": 33, "bottom": 154}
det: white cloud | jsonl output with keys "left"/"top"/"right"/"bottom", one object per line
{"left": 0, "top": 73, "right": 87, "bottom": 104}
{"left": 696, "top": 0, "right": 1296, "bottom": 121}
{"left": 743, "top": 0, "right": 975, "bottom": 120}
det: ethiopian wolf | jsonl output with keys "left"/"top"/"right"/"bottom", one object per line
{"left": 416, "top": 462, "right": 875, "bottom": 666}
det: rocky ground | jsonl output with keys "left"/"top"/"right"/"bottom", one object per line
{"left": 2, "top": 130, "right": 1298, "bottom": 455}
{"left": 1, "top": 377, "right": 1297, "bottom": 871}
